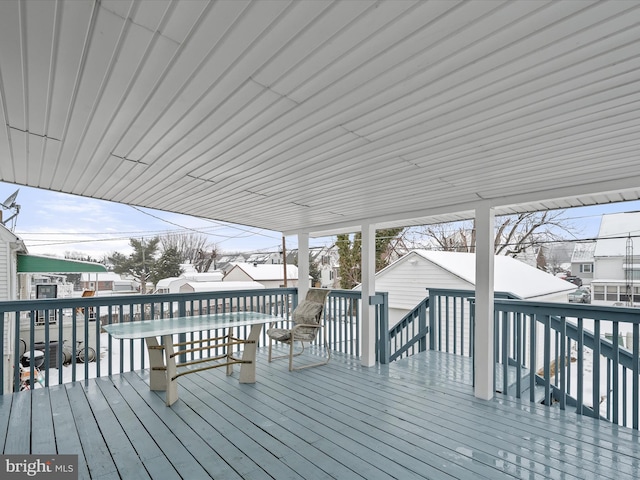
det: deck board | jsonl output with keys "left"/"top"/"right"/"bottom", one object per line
{"left": 4, "top": 390, "right": 31, "bottom": 454}
{"left": 1, "top": 349, "right": 639, "bottom": 479}
{"left": 318, "top": 354, "right": 634, "bottom": 480}
{"left": 30, "top": 388, "right": 56, "bottom": 454}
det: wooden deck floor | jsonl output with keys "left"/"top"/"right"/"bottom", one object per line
{"left": 1, "top": 349, "right": 639, "bottom": 479}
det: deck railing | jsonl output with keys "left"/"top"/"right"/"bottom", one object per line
{"left": 492, "top": 299, "right": 640, "bottom": 430}
{"left": 378, "top": 289, "right": 515, "bottom": 363}
{"left": 384, "top": 296, "right": 428, "bottom": 363}
{"left": 0, "top": 288, "right": 378, "bottom": 395}
{"left": 380, "top": 287, "right": 640, "bottom": 430}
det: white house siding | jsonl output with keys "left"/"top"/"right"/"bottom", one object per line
{"left": 595, "top": 257, "right": 625, "bottom": 281}
{"left": 0, "top": 228, "right": 22, "bottom": 395}
{"left": 375, "top": 255, "right": 472, "bottom": 326}
{"left": 372, "top": 250, "right": 575, "bottom": 363}
{"left": 222, "top": 268, "right": 250, "bottom": 282}
{"left": 360, "top": 252, "right": 475, "bottom": 356}
{"left": 1, "top": 241, "right": 12, "bottom": 395}
{"left": 222, "top": 268, "right": 298, "bottom": 289}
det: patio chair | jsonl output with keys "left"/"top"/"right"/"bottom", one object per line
{"left": 267, "top": 288, "right": 331, "bottom": 371}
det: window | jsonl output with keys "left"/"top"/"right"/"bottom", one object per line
{"left": 579, "top": 264, "right": 593, "bottom": 273}
{"left": 606, "top": 286, "right": 618, "bottom": 302}
{"left": 593, "top": 285, "right": 605, "bottom": 301}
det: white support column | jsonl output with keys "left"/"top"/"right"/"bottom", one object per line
{"left": 361, "top": 223, "right": 376, "bottom": 367}
{"left": 474, "top": 202, "right": 495, "bottom": 400}
{"left": 298, "top": 233, "right": 310, "bottom": 298}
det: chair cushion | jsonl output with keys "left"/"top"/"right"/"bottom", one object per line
{"left": 292, "top": 301, "right": 324, "bottom": 325}
{"left": 266, "top": 327, "right": 292, "bottom": 342}
{"left": 266, "top": 327, "right": 317, "bottom": 342}
{"left": 267, "top": 300, "right": 325, "bottom": 343}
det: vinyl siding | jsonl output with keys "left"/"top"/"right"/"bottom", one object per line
{"left": 375, "top": 255, "right": 472, "bottom": 312}
{"left": 595, "top": 257, "right": 624, "bottom": 280}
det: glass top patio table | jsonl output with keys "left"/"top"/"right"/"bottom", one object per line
{"left": 102, "top": 311, "right": 279, "bottom": 339}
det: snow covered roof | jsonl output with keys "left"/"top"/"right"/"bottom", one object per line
{"left": 180, "top": 281, "right": 265, "bottom": 293}
{"left": 594, "top": 212, "right": 640, "bottom": 257}
{"left": 412, "top": 250, "right": 576, "bottom": 299}
{"left": 155, "top": 277, "right": 182, "bottom": 289}
{"left": 180, "top": 271, "right": 224, "bottom": 282}
{"left": 80, "top": 272, "right": 123, "bottom": 282}
{"left": 571, "top": 242, "right": 596, "bottom": 262}
{"left": 227, "top": 263, "right": 298, "bottom": 281}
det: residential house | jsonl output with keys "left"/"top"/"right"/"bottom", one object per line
{"left": 153, "top": 276, "right": 188, "bottom": 294}
{"left": 286, "top": 246, "right": 340, "bottom": 289}
{"left": 0, "top": 223, "right": 27, "bottom": 301}
{"left": 0, "top": 224, "right": 26, "bottom": 394}
{"left": 215, "top": 254, "right": 247, "bottom": 272}
{"left": 369, "top": 250, "right": 576, "bottom": 325}
{"left": 80, "top": 272, "right": 137, "bottom": 294}
{"left": 310, "top": 246, "right": 340, "bottom": 289}
{"left": 223, "top": 262, "right": 299, "bottom": 288}
{"left": 179, "top": 280, "right": 264, "bottom": 294}
{"left": 363, "top": 250, "right": 576, "bottom": 358}
{"left": 570, "top": 242, "right": 596, "bottom": 285}
{"left": 245, "top": 252, "right": 282, "bottom": 264}
{"left": 591, "top": 212, "right": 640, "bottom": 306}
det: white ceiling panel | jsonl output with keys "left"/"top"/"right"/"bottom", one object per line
{"left": 2, "top": 0, "right": 640, "bottom": 237}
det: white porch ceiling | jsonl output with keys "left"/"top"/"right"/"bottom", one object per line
{"left": 1, "top": 0, "right": 640, "bottom": 237}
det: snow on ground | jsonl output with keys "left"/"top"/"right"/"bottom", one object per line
{"left": 40, "top": 333, "right": 148, "bottom": 386}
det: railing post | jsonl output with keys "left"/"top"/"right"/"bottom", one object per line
{"left": 372, "top": 293, "right": 389, "bottom": 364}
{"left": 633, "top": 324, "right": 639, "bottom": 430}
{"left": 428, "top": 291, "right": 436, "bottom": 351}
{"left": 178, "top": 298, "right": 187, "bottom": 364}
{"left": 419, "top": 301, "right": 427, "bottom": 353}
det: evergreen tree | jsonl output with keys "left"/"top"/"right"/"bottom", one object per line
{"left": 292, "top": 253, "right": 322, "bottom": 286}
{"left": 150, "top": 247, "right": 183, "bottom": 286}
{"left": 337, "top": 228, "right": 404, "bottom": 289}
{"left": 109, "top": 237, "right": 160, "bottom": 294}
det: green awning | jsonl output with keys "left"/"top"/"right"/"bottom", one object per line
{"left": 17, "top": 254, "right": 107, "bottom": 273}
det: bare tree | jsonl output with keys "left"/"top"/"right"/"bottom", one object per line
{"left": 412, "top": 211, "right": 578, "bottom": 257}
{"left": 160, "top": 233, "right": 217, "bottom": 272}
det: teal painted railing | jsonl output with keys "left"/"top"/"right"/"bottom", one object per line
{"left": 380, "top": 296, "right": 428, "bottom": 363}
{"left": 382, "top": 287, "right": 640, "bottom": 430}
{"left": 0, "top": 288, "right": 378, "bottom": 394}
{"left": 491, "top": 299, "right": 640, "bottom": 431}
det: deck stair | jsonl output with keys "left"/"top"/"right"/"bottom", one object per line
{"left": 495, "top": 362, "right": 547, "bottom": 405}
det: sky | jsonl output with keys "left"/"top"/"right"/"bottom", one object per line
{"left": 0, "top": 181, "right": 333, "bottom": 259}
{"left": 2, "top": 181, "right": 640, "bottom": 260}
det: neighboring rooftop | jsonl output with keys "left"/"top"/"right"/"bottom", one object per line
{"left": 571, "top": 242, "right": 596, "bottom": 263}
{"left": 412, "top": 250, "right": 575, "bottom": 299}
{"left": 224, "top": 263, "right": 299, "bottom": 281}
{"left": 594, "top": 212, "right": 640, "bottom": 257}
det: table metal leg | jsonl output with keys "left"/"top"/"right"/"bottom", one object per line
{"left": 239, "top": 324, "right": 263, "bottom": 383}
